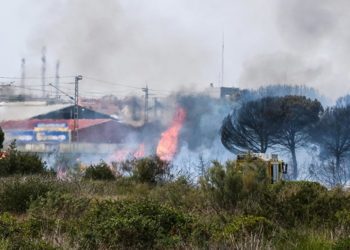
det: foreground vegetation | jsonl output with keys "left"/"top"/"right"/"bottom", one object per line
{"left": 0, "top": 148, "right": 349, "bottom": 250}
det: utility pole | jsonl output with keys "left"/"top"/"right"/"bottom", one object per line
{"left": 142, "top": 85, "right": 149, "bottom": 123}
{"left": 20, "top": 58, "right": 26, "bottom": 96}
{"left": 55, "top": 60, "right": 60, "bottom": 100}
{"left": 73, "top": 75, "right": 82, "bottom": 142}
{"left": 41, "top": 46, "right": 46, "bottom": 98}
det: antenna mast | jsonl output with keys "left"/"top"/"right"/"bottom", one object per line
{"left": 221, "top": 33, "right": 225, "bottom": 87}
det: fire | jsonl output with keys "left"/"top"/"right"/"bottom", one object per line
{"left": 110, "top": 144, "right": 145, "bottom": 162}
{"left": 133, "top": 143, "right": 145, "bottom": 158}
{"left": 0, "top": 151, "right": 8, "bottom": 160}
{"left": 156, "top": 107, "right": 186, "bottom": 161}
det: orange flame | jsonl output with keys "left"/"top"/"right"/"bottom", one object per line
{"left": 156, "top": 107, "right": 186, "bottom": 161}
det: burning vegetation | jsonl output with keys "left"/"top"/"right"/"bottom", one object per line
{"left": 1, "top": 84, "right": 350, "bottom": 248}
{"left": 156, "top": 107, "right": 186, "bottom": 161}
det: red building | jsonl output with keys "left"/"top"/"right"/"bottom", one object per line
{"left": 0, "top": 105, "right": 138, "bottom": 152}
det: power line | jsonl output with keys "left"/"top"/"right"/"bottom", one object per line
{"left": 2, "top": 75, "right": 173, "bottom": 98}
{"left": 84, "top": 76, "right": 172, "bottom": 93}
{"left": 11, "top": 82, "right": 74, "bottom": 87}
{"left": 1, "top": 75, "right": 172, "bottom": 93}
{"left": 84, "top": 76, "right": 141, "bottom": 90}
{"left": 12, "top": 85, "right": 45, "bottom": 92}
{"left": 48, "top": 83, "right": 74, "bottom": 100}
{"left": 0, "top": 75, "right": 75, "bottom": 80}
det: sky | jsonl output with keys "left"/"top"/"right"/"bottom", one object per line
{"left": 1, "top": 0, "right": 350, "bottom": 100}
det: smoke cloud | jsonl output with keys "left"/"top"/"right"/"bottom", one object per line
{"left": 1, "top": 0, "right": 348, "bottom": 99}
{"left": 28, "top": 0, "right": 216, "bottom": 94}
{"left": 239, "top": 0, "right": 350, "bottom": 99}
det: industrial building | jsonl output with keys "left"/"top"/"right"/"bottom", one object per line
{"left": 0, "top": 105, "right": 138, "bottom": 154}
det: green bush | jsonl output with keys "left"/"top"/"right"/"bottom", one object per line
{"left": 220, "top": 216, "right": 273, "bottom": 239}
{"left": 0, "top": 213, "right": 21, "bottom": 238}
{"left": 0, "top": 212, "right": 56, "bottom": 250}
{"left": 200, "top": 159, "right": 274, "bottom": 211}
{"left": 190, "top": 214, "right": 274, "bottom": 248}
{"left": 334, "top": 237, "right": 350, "bottom": 250}
{"left": 336, "top": 209, "right": 350, "bottom": 234}
{"left": 28, "top": 191, "right": 91, "bottom": 246}
{"left": 270, "top": 181, "right": 335, "bottom": 227}
{"left": 148, "top": 176, "right": 201, "bottom": 210}
{"left": 83, "top": 161, "right": 116, "bottom": 181}
{"left": 132, "top": 156, "right": 170, "bottom": 184}
{"left": 0, "top": 142, "right": 48, "bottom": 176}
{"left": 76, "top": 199, "right": 192, "bottom": 249}
{"left": 200, "top": 161, "right": 244, "bottom": 209}
{"left": 0, "top": 176, "right": 55, "bottom": 213}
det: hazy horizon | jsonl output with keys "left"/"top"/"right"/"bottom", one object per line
{"left": 1, "top": 0, "right": 350, "bottom": 101}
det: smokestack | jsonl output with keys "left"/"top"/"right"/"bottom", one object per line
{"left": 20, "top": 58, "right": 25, "bottom": 96}
{"left": 41, "top": 46, "right": 46, "bottom": 98}
{"left": 55, "top": 60, "right": 60, "bottom": 100}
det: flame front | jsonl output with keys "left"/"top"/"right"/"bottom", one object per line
{"left": 156, "top": 107, "right": 186, "bottom": 161}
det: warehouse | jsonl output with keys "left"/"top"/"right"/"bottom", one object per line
{"left": 0, "top": 105, "right": 138, "bottom": 153}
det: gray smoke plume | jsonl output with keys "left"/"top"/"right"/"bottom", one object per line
{"left": 23, "top": 0, "right": 350, "bottom": 99}
{"left": 239, "top": 0, "right": 350, "bottom": 100}
{"left": 28, "top": 0, "right": 215, "bottom": 94}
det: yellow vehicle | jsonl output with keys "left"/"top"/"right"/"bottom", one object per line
{"left": 236, "top": 153, "right": 288, "bottom": 183}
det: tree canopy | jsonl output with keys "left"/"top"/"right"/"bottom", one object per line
{"left": 221, "top": 97, "right": 283, "bottom": 153}
{"left": 221, "top": 95, "right": 323, "bottom": 179}
{"left": 274, "top": 96, "right": 323, "bottom": 179}
{"left": 0, "top": 127, "right": 4, "bottom": 149}
{"left": 309, "top": 106, "right": 350, "bottom": 185}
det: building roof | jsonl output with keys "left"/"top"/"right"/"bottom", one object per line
{"left": 0, "top": 119, "right": 111, "bottom": 131}
{"left": 31, "top": 105, "right": 112, "bottom": 119}
{"left": 0, "top": 103, "right": 71, "bottom": 121}
{"left": 77, "top": 119, "right": 137, "bottom": 143}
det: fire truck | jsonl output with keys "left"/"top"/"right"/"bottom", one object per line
{"left": 236, "top": 153, "right": 288, "bottom": 183}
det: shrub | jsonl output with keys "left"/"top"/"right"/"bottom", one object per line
{"left": 334, "top": 237, "right": 350, "bottom": 250}
{"left": 220, "top": 216, "right": 273, "bottom": 239}
{"left": 0, "top": 212, "right": 56, "bottom": 250}
{"left": 83, "top": 161, "right": 116, "bottom": 181}
{"left": 0, "top": 176, "right": 55, "bottom": 213}
{"left": 201, "top": 159, "right": 274, "bottom": 211}
{"left": 148, "top": 176, "right": 201, "bottom": 210}
{"left": 0, "top": 141, "right": 47, "bottom": 176}
{"left": 132, "top": 156, "right": 170, "bottom": 184}
{"left": 270, "top": 181, "right": 330, "bottom": 227}
{"left": 76, "top": 199, "right": 192, "bottom": 249}
{"left": 200, "top": 161, "right": 243, "bottom": 209}
{"left": 28, "top": 191, "right": 91, "bottom": 246}
{"left": 190, "top": 214, "right": 274, "bottom": 248}
{"left": 336, "top": 209, "right": 350, "bottom": 234}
